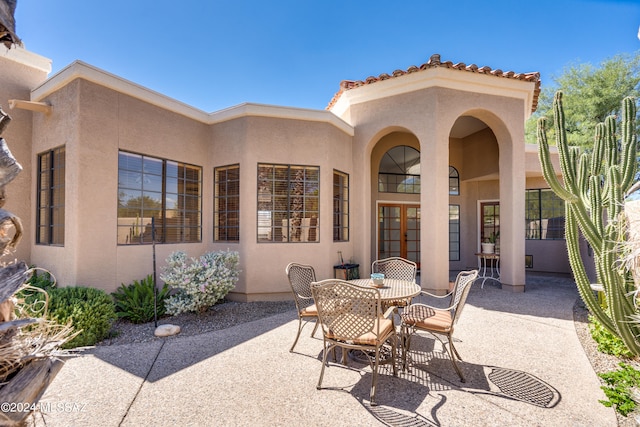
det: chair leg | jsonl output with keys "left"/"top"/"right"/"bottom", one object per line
{"left": 370, "top": 347, "right": 380, "bottom": 406}
{"left": 311, "top": 320, "right": 319, "bottom": 337}
{"left": 401, "top": 325, "right": 411, "bottom": 372}
{"left": 391, "top": 335, "right": 398, "bottom": 377}
{"left": 289, "top": 317, "right": 303, "bottom": 352}
{"left": 447, "top": 336, "right": 465, "bottom": 382}
{"left": 317, "top": 341, "right": 332, "bottom": 390}
{"left": 449, "top": 337, "right": 463, "bottom": 361}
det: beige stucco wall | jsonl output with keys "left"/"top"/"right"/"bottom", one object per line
{"left": 32, "top": 77, "right": 355, "bottom": 298}
{"left": 31, "top": 79, "right": 212, "bottom": 290}
{"left": 211, "top": 116, "right": 354, "bottom": 301}
{"left": 0, "top": 47, "right": 50, "bottom": 264}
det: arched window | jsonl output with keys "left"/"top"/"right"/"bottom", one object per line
{"left": 378, "top": 146, "right": 420, "bottom": 194}
{"left": 449, "top": 166, "right": 459, "bottom": 195}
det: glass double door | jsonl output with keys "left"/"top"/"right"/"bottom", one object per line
{"left": 377, "top": 204, "right": 420, "bottom": 268}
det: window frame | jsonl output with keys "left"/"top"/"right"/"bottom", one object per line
{"left": 36, "top": 146, "right": 65, "bottom": 246}
{"left": 525, "top": 188, "right": 565, "bottom": 240}
{"left": 333, "top": 169, "right": 349, "bottom": 242}
{"left": 449, "top": 204, "right": 460, "bottom": 261}
{"left": 214, "top": 164, "right": 240, "bottom": 242}
{"left": 449, "top": 166, "right": 460, "bottom": 195}
{"left": 257, "top": 163, "right": 319, "bottom": 243}
{"left": 378, "top": 145, "right": 421, "bottom": 194}
{"left": 118, "top": 150, "right": 202, "bottom": 245}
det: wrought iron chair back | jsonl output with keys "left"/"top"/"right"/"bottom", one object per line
{"left": 285, "top": 262, "right": 318, "bottom": 352}
{"left": 450, "top": 269, "right": 479, "bottom": 325}
{"left": 286, "top": 262, "right": 316, "bottom": 310}
{"left": 400, "top": 269, "right": 478, "bottom": 382}
{"left": 311, "top": 279, "right": 398, "bottom": 405}
{"left": 371, "top": 257, "right": 417, "bottom": 282}
{"left": 312, "top": 280, "right": 380, "bottom": 340}
{"left": 372, "top": 257, "right": 417, "bottom": 310}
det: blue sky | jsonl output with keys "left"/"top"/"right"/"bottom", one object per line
{"left": 13, "top": 0, "right": 640, "bottom": 113}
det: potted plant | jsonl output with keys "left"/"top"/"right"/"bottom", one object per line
{"left": 481, "top": 231, "right": 499, "bottom": 254}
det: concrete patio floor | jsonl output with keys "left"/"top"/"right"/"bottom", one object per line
{"left": 31, "top": 274, "right": 616, "bottom": 426}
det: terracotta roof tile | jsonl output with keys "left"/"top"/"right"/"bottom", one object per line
{"left": 326, "top": 53, "right": 541, "bottom": 113}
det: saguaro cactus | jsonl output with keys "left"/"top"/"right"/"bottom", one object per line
{"left": 538, "top": 91, "right": 640, "bottom": 355}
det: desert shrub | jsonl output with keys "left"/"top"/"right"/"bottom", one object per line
{"left": 161, "top": 250, "right": 239, "bottom": 315}
{"left": 589, "top": 315, "right": 635, "bottom": 359}
{"left": 599, "top": 362, "right": 640, "bottom": 417}
{"left": 47, "top": 286, "right": 116, "bottom": 348}
{"left": 112, "top": 274, "right": 169, "bottom": 324}
{"left": 20, "top": 282, "right": 116, "bottom": 349}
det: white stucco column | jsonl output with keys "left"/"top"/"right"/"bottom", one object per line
{"left": 499, "top": 128, "right": 526, "bottom": 291}
{"left": 419, "top": 126, "right": 450, "bottom": 293}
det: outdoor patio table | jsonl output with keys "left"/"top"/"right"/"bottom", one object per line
{"left": 475, "top": 252, "right": 500, "bottom": 288}
{"left": 347, "top": 278, "right": 421, "bottom": 302}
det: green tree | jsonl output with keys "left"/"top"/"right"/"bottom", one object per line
{"left": 526, "top": 52, "right": 640, "bottom": 147}
{"left": 117, "top": 193, "right": 162, "bottom": 217}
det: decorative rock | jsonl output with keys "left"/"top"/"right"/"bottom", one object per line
{"left": 154, "top": 324, "right": 181, "bottom": 337}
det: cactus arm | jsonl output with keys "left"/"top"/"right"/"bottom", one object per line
{"left": 620, "top": 97, "right": 638, "bottom": 191}
{"left": 571, "top": 199, "right": 601, "bottom": 252}
{"left": 577, "top": 153, "right": 591, "bottom": 207}
{"left": 601, "top": 224, "right": 640, "bottom": 354}
{"left": 608, "top": 166, "right": 622, "bottom": 220}
{"left": 591, "top": 123, "right": 605, "bottom": 176}
{"left": 537, "top": 117, "right": 579, "bottom": 202}
{"left": 604, "top": 116, "right": 618, "bottom": 168}
{"left": 565, "top": 204, "right": 616, "bottom": 332}
{"left": 553, "top": 92, "right": 579, "bottom": 193}
{"left": 589, "top": 176, "right": 604, "bottom": 238}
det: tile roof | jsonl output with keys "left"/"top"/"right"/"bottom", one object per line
{"left": 326, "top": 53, "right": 541, "bottom": 113}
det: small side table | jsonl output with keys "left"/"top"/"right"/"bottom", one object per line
{"left": 475, "top": 253, "right": 500, "bottom": 288}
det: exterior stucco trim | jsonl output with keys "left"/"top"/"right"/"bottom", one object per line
{"left": 210, "top": 103, "right": 354, "bottom": 136}
{"left": 331, "top": 67, "right": 537, "bottom": 122}
{"left": 31, "top": 61, "right": 354, "bottom": 135}
{"left": 0, "top": 45, "right": 51, "bottom": 73}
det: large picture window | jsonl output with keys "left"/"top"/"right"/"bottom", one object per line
{"left": 118, "top": 151, "right": 202, "bottom": 244}
{"left": 257, "top": 163, "right": 319, "bottom": 242}
{"left": 214, "top": 164, "right": 240, "bottom": 242}
{"left": 37, "top": 146, "right": 65, "bottom": 245}
{"left": 333, "top": 170, "right": 349, "bottom": 241}
{"left": 525, "top": 189, "right": 565, "bottom": 240}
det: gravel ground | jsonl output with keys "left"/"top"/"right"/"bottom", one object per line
{"left": 98, "top": 297, "right": 639, "bottom": 425}
{"left": 96, "top": 300, "right": 296, "bottom": 346}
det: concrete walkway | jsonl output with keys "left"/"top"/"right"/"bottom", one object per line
{"left": 32, "top": 274, "right": 617, "bottom": 426}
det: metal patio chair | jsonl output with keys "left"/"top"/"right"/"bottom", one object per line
{"left": 371, "top": 257, "right": 418, "bottom": 310}
{"left": 285, "top": 262, "right": 319, "bottom": 352}
{"left": 400, "top": 269, "right": 478, "bottom": 382}
{"left": 310, "top": 279, "right": 398, "bottom": 406}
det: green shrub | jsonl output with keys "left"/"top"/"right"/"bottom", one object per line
{"left": 47, "top": 286, "right": 116, "bottom": 348}
{"left": 589, "top": 315, "right": 634, "bottom": 359}
{"left": 19, "top": 282, "right": 116, "bottom": 349}
{"left": 112, "top": 275, "right": 169, "bottom": 324}
{"left": 599, "top": 362, "right": 640, "bottom": 417}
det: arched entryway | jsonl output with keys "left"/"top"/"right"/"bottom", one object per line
{"left": 371, "top": 133, "right": 421, "bottom": 268}
{"left": 448, "top": 115, "right": 500, "bottom": 271}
